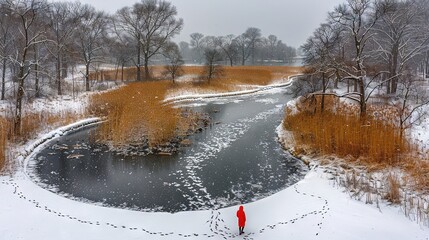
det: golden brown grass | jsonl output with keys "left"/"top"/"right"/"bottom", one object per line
{"left": 19, "top": 111, "right": 81, "bottom": 142}
{"left": 404, "top": 158, "right": 429, "bottom": 193}
{"left": 92, "top": 66, "right": 302, "bottom": 85}
{"left": 89, "top": 81, "right": 200, "bottom": 147}
{"left": 284, "top": 96, "right": 415, "bottom": 165}
{"left": 0, "top": 110, "right": 82, "bottom": 172}
{"left": 284, "top": 95, "right": 429, "bottom": 196}
{"left": 0, "top": 117, "right": 8, "bottom": 171}
{"left": 384, "top": 173, "right": 402, "bottom": 204}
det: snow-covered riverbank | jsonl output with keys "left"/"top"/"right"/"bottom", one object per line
{"left": 1, "top": 164, "right": 428, "bottom": 239}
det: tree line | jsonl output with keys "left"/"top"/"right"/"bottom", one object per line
{"left": 179, "top": 29, "right": 297, "bottom": 67}
{"left": 0, "top": 0, "right": 297, "bottom": 135}
{"left": 300, "top": 0, "right": 429, "bottom": 121}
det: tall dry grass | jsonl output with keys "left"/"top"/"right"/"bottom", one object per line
{"left": 0, "top": 110, "right": 82, "bottom": 172}
{"left": 93, "top": 65, "right": 302, "bottom": 84}
{"left": 284, "top": 96, "right": 416, "bottom": 166}
{"left": 89, "top": 81, "right": 200, "bottom": 147}
{"left": 283, "top": 94, "right": 429, "bottom": 213}
{"left": 0, "top": 117, "right": 8, "bottom": 171}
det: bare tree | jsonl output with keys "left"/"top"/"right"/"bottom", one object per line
{"left": 395, "top": 71, "right": 429, "bottom": 139}
{"left": 200, "top": 37, "right": 223, "bottom": 83}
{"left": 216, "top": 35, "right": 238, "bottom": 66}
{"left": 114, "top": 4, "right": 144, "bottom": 81}
{"left": 115, "top": 0, "right": 183, "bottom": 81}
{"left": 7, "top": 0, "right": 49, "bottom": 135}
{"left": 75, "top": 5, "right": 108, "bottom": 91}
{"left": 47, "top": 1, "right": 81, "bottom": 95}
{"left": 190, "top": 32, "right": 204, "bottom": 63}
{"left": 372, "top": 0, "right": 429, "bottom": 95}
{"left": 235, "top": 27, "right": 261, "bottom": 65}
{"left": 243, "top": 27, "right": 261, "bottom": 65}
{"left": 203, "top": 48, "right": 223, "bottom": 83}
{"left": 0, "top": 0, "right": 13, "bottom": 100}
{"left": 162, "top": 41, "right": 183, "bottom": 83}
{"left": 302, "top": 23, "right": 342, "bottom": 112}
{"left": 110, "top": 35, "right": 133, "bottom": 81}
{"left": 329, "top": 0, "right": 387, "bottom": 117}
{"left": 267, "top": 34, "right": 278, "bottom": 60}
{"left": 139, "top": 0, "right": 183, "bottom": 80}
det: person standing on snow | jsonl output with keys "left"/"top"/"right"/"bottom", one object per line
{"left": 236, "top": 205, "right": 246, "bottom": 235}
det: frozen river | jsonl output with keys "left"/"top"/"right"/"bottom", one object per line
{"left": 30, "top": 88, "right": 307, "bottom": 212}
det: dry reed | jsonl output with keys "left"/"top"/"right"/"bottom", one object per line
{"left": 0, "top": 117, "right": 8, "bottom": 171}
{"left": 384, "top": 173, "right": 402, "bottom": 204}
{"left": 91, "top": 65, "right": 302, "bottom": 85}
{"left": 0, "top": 109, "right": 82, "bottom": 172}
{"left": 283, "top": 96, "right": 416, "bottom": 166}
{"left": 89, "top": 81, "right": 199, "bottom": 147}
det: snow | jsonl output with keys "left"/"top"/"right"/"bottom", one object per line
{"left": 411, "top": 105, "right": 429, "bottom": 154}
{"left": 163, "top": 75, "right": 302, "bottom": 104}
{"left": 1, "top": 75, "right": 428, "bottom": 239}
{"left": 1, "top": 164, "right": 428, "bottom": 239}
{"left": 0, "top": 95, "right": 88, "bottom": 118}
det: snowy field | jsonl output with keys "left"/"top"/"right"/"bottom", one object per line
{"left": 1, "top": 165, "right": 428, "bottom": 239}
{"left": 1, "top": 77, "right": 429, "bottom": 239}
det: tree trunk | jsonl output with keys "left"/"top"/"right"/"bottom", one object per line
{"left": 136, "top": 40, "right": 141, "bottom": 81}
{"left": 114, "top": 60, "right": 119, "bottom": 80}
{"left": 62, "top": 56, "right": 68, "bottom": 79}
{"left": 359, "top": 76, "right": 366, "bottom": 118}
{"left": 389, "top": 43, "right": 399, "bottom": 94}
{"left": 85, "top": 63, "right": 90, "bottom": 91}
{"left": 425, "top": 52, "right": 429, "bottom": 79}
{"left": 144, "top": 55, "right": 150, "bottom": 80}
{"left": 14, "top": 66, "right": 25, "bottom": 136}
{"left": 56, "top": 52, "right": 62, "bottom": 95}
{"left": 321, "top": 72, "right": 326, "bottom": 113}
{"left": 334, "top": 70, "right": 339, "bottom": 89}
{"left": 1, "top": 58, "right": 6, "bottom": 100}
{"left": 347, "top": 79, "right": 350, "bottom": 93}
{"left": 121, "top": 63, "right": 124, "bottom": 81}
{"left": 34, "top": 45, "right": 39, "bottom": 98}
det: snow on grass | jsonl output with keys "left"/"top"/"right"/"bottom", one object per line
{"left": 163, "top": 75, "right": 301, "bottom": 104}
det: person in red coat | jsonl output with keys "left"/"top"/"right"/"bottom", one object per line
{"left": 236, "top": 205, "right": 246, "bottom": 235}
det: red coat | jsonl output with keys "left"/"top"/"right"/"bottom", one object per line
{"left": 236, "top": 206, "right": 246, "bottom": 227}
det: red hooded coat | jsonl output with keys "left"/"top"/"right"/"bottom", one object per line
{"left": 236, "top": 206, "right": 246, "bottom": 227}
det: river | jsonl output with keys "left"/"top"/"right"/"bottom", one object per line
{"left": 29, "top": 87, "right": 308, "bottom": 212}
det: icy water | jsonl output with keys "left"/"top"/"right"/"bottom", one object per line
{"left": 30, "top": 88, "right": 308, "bottom": 212}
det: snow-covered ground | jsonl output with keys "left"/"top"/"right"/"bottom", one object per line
{"left": 1, "top": 76, "right": 429, "bottom": 239}
{"left": 1, "top": 162, "right": 428, "bottom": 239}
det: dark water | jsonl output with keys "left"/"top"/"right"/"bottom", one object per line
{"left": 30, "top": 88, "right": 308, "bottom": 212}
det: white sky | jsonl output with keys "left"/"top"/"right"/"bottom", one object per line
{"left": 76, "top": 0, "right": 345, "bottom": 48}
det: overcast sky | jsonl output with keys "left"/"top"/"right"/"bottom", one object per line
{"left": 77, "top": 0, "right": 345, "bottom": 48}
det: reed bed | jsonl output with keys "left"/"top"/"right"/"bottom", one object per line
{"left": 92, "top": 65, "right": 302, "bottom": 85}
{"left": 0, "top": 117, "right": 8, "bottom": 171}
{"left": 0, "top": 110, "right": 81, "bottom": 172}
{"left": 283, "top": 96, "right": 417, "bottom": 166}
{"left": 284, "top": 95, "right": 429, "bottom": 196}
{"left": 89, "top": 81, "right": 200, "bottom": 148}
